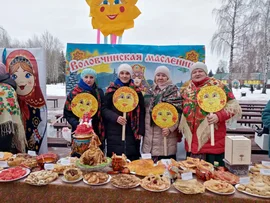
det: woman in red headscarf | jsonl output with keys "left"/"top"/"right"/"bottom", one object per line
{"left": 6, "top": 50, "right": 47, "bottom": 154}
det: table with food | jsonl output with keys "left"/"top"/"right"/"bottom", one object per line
{"left": 0, "top": 120, "right": 269, "bottom": 203}
{"left": 1, "top": 149, "right": 270, "bottom": 203}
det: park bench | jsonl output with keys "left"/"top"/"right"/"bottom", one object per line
{"left": 48, "top": 137, "right": 69, "bottom": 148}
{"left": 47, "top": 96, "right": 59, "bottom": 108}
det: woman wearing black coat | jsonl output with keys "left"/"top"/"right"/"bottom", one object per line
{"left": 64, "top": 68, "right": 105, "bottom": 150}
{"left": 102, "top": 64, "right": 145, "bottom": 161}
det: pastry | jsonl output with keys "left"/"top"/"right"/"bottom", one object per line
{"left": 125, "top": 159, "right": 165, "bottom": 176}
{"left": 21, "top": 158, "right": 38, "bottom": 168}
{"left": 83, "top": 172, "right": 109, "bottom": 184}
{"left": 63, "top": 168, "right": 82, "bottom": 181}
{"left": 79, "top": 134, "right": 106, "bottom": 166}
{"left": 204, "top": 179, "right": 234, "bottom": 193}
{"left": 25, "top": 170, "right": 58, "bottom": 185}
{"left": 141, "top": 175, "right": 170, "bottom": 191}
{"left": 173, "top": 179, "right": 205, "bottom": 194}
{"left": 7, "top": 157, "right": 25, "bottom": 167}
{"left": 0, "top": 152, "right": 13, "bottom": 161}
{"left": 111, "top": 174, "right": 140, "bottom": 188}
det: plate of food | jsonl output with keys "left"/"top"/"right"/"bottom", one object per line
{"left": 124, "top": 159, "right": 165, "bottom": 176}
{"left": 173, "top": 179, "right": 205, "bottom": 194}
{"left": 61, "top": 168, "right": 82, "bottom": 183}
{"left": 0, "top": 167, "right": 30, "bottom": 182}
{"left": 235, "top": 183, "right": 270, "bottom": 198}
{"left": 83, "top": 172, "right": 111, "bottom": 186}
{"left": 204, "top": 179, "right": 235, "bottom": 195}
{"left": 111, "top": 174, "right": 140, "bottom": 189}
{"left": 61, "top": 175, "right": 82, "bottom": 183}
{"left": 76, "top": 157, "right": 112, "bottom": 172}
{"left": 140, "top": 175, "right": 171, "bottom": 192}
{"left": 24, "top": 170, "right": 58, "bottom": 186}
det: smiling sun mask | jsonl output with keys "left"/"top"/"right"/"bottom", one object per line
{"left": 71, "top": 93, "right": 98, "bottom": 118}
{"left": 152, "top": 103, "right": 178, "bottom": 128}
{"left": 113, "top": 87, "right": 138, "bottom": 112}
{"left": 86, "top": 0, "right": 141, "bottom": 36}
{"left": 197, "top": 86, "right": 227, "bottom": 113}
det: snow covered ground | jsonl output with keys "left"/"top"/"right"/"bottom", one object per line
{"left": 46, "top": 83, "right": 270, "bottom": 101}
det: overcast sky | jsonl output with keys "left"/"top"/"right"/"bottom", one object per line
{"left": 1, "top": 0, "right": 223, "bottom": 72}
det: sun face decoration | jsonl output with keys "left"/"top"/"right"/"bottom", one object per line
{"left": 71, "top": 93, "right": 98, "bottom": 118}
{"left": 86, "top": 0, "right": 141, "bottom": 36}
{"left": 113, "top": 87, "right": 138, "bottom": 112}
{"left": 197, "top": 86, "right": 227, "bottom": 113}
{"left": 152, "top": 103, "right": 179, "bottom": 128}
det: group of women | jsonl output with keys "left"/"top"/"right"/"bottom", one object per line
{"left": 64, "top": 62, "right": 242, "bottom": 165}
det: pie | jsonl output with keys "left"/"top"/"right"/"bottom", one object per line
{"left": 111, "top": 174, "right": 140, "bottom": 188}
{"left": 173, "top": 179, "right": 205, "bottom": 194}
{"left": 7, "top": 157, "right": 25, "bottom": 167}
{"left": 178, "top": 157, "right": 213, "bottom": 173}
{"left": 125, "top": 159, "right": 165, "bottom": 176}
{"left": 83, "top": 172, "right": 109, "bottom": 184}
{"left": 140, "top": 175, "right": 170, "bottom": 191}
{"left": 20, "top": 158, "right": 38, "bottom": 169}
{"left": 25, "top": 170, "right": 58, "bottom": 185}
{"left": 212, "top": 170, "right": 239, "bottom": 185}
{"left": 0, "top": 152, "right": 13, "bottom": 161}
{"left": 63, "top": 168, "right": 82, "bottom": 181}
{"left": 204, "top": 179, "right": 234, "bottom": 193}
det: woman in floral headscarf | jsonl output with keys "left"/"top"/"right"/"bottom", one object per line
{"left": 0, "top": 62, "right": 26, "bottom": 153}
{"left": 179, "top": 62, "right": 242, "bottom": 166}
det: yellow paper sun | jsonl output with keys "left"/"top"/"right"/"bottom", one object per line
{"left": 113, "top": 87, "right": 138, "bottom": 112}
{"left": 71, "top": 93, "right": 98, "bottom": 118}
{"left": 197, "top": 86, "right": 227, "bottom": 113}
{"left": 152, "top": 103, "right": 178, "bottom": 128}
{"left": 86, "top": 0, "right": 141, "bottom": 36}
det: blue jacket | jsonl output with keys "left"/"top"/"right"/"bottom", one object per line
{"left": 262, "top": 100, "right": 270, "bottom": 129}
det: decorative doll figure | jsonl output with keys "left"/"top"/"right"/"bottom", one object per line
{"left": 6, "top": 50, "right": 47, "bottom": 153}
{"left": 131, "top": 64, "right": 149, "bottom": 93}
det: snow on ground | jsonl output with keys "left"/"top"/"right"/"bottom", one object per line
{"left": 46, "top": 83, "right": 66, "bottom": 97}
{"left": 46, "top": 83, "right": 270, "bottom": 102}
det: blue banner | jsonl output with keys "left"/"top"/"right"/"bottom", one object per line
{"left": 65, "top": 44, "right": 205, "bottom": 94}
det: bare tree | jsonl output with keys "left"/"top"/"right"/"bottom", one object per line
{"left": 211, "top": 0, "right": 258, "bottom": 88}
{"left": 0, "top": 26, "right": 11, "bottom": 47}
{"left": 251, "top": 0, "right": 270, "bottom": 93}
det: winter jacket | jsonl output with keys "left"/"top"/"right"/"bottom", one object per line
{"left": 262, "top": 100, "right": 270, "bottom": 129}
{"left": 64, "top": 83, "right": 104, "bottom": 140}
{"left": 102, "top": 81, "right": 145, "bottom": 160}
{"left": 0, "top": 73, "right": 17, "bottom": 90}
{"left": 179, "top": 77, "right": 242, "bottom": 155}
{"left": 142, "top": 83, "right": 182, "bottom": 156}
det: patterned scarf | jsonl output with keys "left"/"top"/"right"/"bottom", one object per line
{"left": 144, "top": 82, "right": 182, "bottom": 126}
{"left": 65, "top": 82, "right": 104, "bottom": 139}
{"left": 0, "top": 83, "right": 27, "bottom": 152}
{"left": 106, "top": 79, "right": 141, "bottom": 140}
{"left": 179, "top": 77, "right": 242, "bottom": 152}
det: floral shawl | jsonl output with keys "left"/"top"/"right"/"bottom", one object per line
{"left": 179, "top": 77, "right": 242, "bottom": 152}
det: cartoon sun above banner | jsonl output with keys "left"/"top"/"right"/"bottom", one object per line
{"left": 71, "top": 93, "right": 98, "bottom": 118}
{"left": 86, "top": 0, "right": 141, "bottom": 37}
{"left": 113, "top": 87, "right": 138, "bottom": 112}
{"left": 152, "top": 103, "right": 178, "bottom": 128}
{"left": 197, "top": 86, "right": 227, "bottom": 113}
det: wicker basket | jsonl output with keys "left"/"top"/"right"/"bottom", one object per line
{"left": 76, "top": 157, "right": 112, "bottom": 172}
